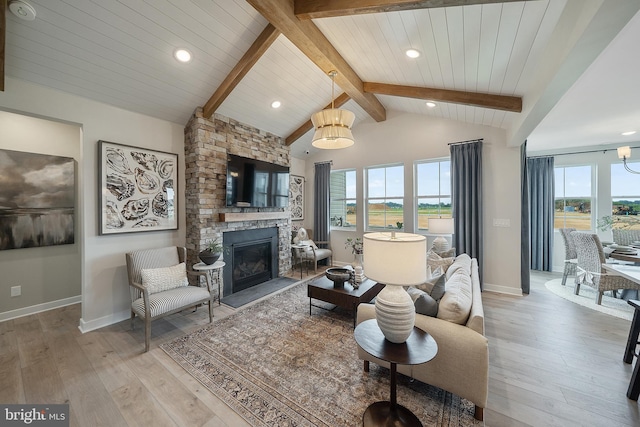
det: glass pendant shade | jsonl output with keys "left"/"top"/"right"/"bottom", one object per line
{"left": 311, "top": 108, "right": 355, "bottom": 149}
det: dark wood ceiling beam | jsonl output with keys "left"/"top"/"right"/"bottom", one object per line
{"left": 364, "top": 82, "right": 522, "bottom": 112}
{"left": 202, "top": 23, "right": 280, "bottom": 119}
{"left": 1, "top": 0, "right": 6, "bottom": 91}
{"left": 294, "top": 0, "right": 533, "bottom": 20}
{"left": 285, "top": 92, "right": 351, "bottom": 145}
{"left": 247, "top": 0, "right": 386, "bottom": 122}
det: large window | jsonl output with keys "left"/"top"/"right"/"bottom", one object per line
{"left": 554, "top": 165, "right": 592, "bottom": 230}
{"left": 330, "top": 169, "right": 357, "bottom": 228}
{"left": 415, "top": 160, "right": 451, "bottom": 231}
{"left": 611, "top": 162, "right": 640, "bottom": 230}
{"left": 366, "top": 164, "right": 404, "bottom": 230}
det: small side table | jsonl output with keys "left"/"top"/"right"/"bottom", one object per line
{"left": 354, "top": 319, "right": 438, "bottom": 427}
{"left": 193, "top": 260, "right": 225, "bottom": 305}
{"left": 291, "top": 243, "right": 310, "bottom": 279}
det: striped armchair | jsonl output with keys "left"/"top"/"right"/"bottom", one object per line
{"left": 571, "top": 232, "right": 640, "bottom": 305}
{"left": 126, "top": 246, "right": 213, "bottom": 352}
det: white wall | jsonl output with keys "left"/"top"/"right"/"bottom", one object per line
{"left": 297, "top": 110, "right": 522, "bottom": 295}
{"left": 0, "top": 77, "right": 186, "bottom": 330}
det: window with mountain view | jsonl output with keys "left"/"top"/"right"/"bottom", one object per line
{"left": 330, "top": 169, "right": 356, "bottom": 228}
{"left": 366, "top": 164, "right": 404, "bottom": 230}
{"left": 554, "top": 165, "right": 592, "bottom": 230}
{"left": 610, "top": 162, "right": 640, "bottom": 230}
{"left": 415, "top": 159, "right": 451, "bottom": 231}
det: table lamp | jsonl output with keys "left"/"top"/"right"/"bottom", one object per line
{"left": 429, "top": 217, "right": 454, "bottom": 253}
{"left": 363, "top": 232, "right": 427, "bottom": 343}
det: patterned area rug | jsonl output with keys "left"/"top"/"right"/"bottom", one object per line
{"left": 162, "top": 282, "right": 482, "bottom": 426}
{"left": 545, "top": 278, "right": 634, "bottom": 320}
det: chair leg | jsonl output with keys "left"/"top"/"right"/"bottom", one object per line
{"left": 130, "top": 310, "right": 135, "bottom": 330}
{"left": 144, "top": 317, "right": 151, "bottom": 353}
{"left": 561, "top": 265, "right": 569, "bottom": 286}
{"left": 596, "top": 292, "right": 603, "bottom": 305}
{"left": 474, "top": 406, "right": 484, "bottom": 421}
{"left": 574, "top": 283, "right": 581, "bottom": 295}
{"left": 208, "top": 300, "right": 213, "bottom": 322}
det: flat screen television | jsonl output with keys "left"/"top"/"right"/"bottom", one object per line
{"left": 226, "top": 154, "right": 290, "bottom": 208}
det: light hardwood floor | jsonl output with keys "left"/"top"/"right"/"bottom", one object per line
{"left": 1, "top": 270, "right": 639, "bottom": 426}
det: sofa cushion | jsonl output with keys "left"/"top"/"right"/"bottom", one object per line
{"left": 445, "top": 253, "right": 472, "bottom": 281}
{"left": 415, "top": 271, "right": 446, "bottom": 301}
{"left": 406, "top": 287, "right": 438, "bottom": 317}
{"left": 141, "top": 262, "right": 189, "bottom": 295}
{"left": 427, "top": 250, "right": 455, "bottom": 273}
{"left": 437, "top": 269, "right": 473, "bottom": 325}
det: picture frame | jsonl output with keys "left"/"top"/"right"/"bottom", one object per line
{"left": 289, "top": 174, "right": 304, "bottom": 221}
{"left": 98, "top": 140, "right": 178, "bottom": 235}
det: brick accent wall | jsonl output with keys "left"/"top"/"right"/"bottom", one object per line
{"left": 184, "top": 108, "right": 292, "bottom": 298}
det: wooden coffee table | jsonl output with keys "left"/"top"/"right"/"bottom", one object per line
{"left": 308, "top": 276, "right": 384, "bottom": 327}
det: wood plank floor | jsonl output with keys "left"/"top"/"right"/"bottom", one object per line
{"left": 1, "top": 269, "right": 639, "bottom": 426}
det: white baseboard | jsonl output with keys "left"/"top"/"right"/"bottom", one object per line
{"left": 0, "top": 295, "right": 81, "bottom": 323}
{"left": 79, "top": 309, "right": 130, "bottom": 333}
{"left": 483, "top": 282, "right": 523, "bottom": 296}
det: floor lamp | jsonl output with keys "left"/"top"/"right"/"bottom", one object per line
{"left": 429, "top": 217, "right": 454, "bottom": 253}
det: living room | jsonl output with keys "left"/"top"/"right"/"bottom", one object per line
{"left": 1, "top": 1, "right": 640, "bottom": 426}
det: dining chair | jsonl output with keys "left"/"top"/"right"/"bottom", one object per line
{"left": 571, "top": 232, "right": 640, "bottom": 305}
{"left": 559, "top": 228, "right": 577, "bottom": 286}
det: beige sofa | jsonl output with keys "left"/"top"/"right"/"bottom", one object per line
{"left": 356, "top": 255, "right": 488, "bottom": 421}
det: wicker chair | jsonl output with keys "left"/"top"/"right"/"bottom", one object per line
{"left": 613, "top": 229, "right": 640, "bottom": 246}
{"left": 126, "top": 246, "right": 213, "bottom": 352}
{"left": 559, "top": 228, "right": 577, "bottom": 286}
{"left": 571, "top": 232, "right": 640, "bottom": 305}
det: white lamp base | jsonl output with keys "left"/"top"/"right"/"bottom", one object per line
{"left": 432, "top": 236, "right": 450, "bottom": 253}
{"left": 374, "top": 284, "right": 415, "bottom": 343}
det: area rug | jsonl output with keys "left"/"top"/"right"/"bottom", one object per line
{"left": 220, "top": 277, "right": 298, "bottom": 308}
{"left": 162, "top": 282, "right": 481, "bottom": 426}
{"left": 545, "top": 278, "right": 634, "bottom": 321}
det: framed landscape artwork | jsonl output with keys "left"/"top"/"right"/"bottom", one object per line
{"left": 98, "top": 140, "right": 178, "bottom": 235}
{"left": 289, "top": 175, "right": 304, "bottom": 220}
{"left": 0, "top": 149, "right": 75, "bottom": 250}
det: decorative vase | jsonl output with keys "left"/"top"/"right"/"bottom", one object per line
{"left": 353, "top": 252, "right": 363, "bottom": 269}
{"left": 199, "top": 250, "right": 221, "bottom": 265}
{"left": 352, "top": 252, "right": 365, "bottom": 288}
{"left": 374, "top": 284, "right": 415, "bottom": 343}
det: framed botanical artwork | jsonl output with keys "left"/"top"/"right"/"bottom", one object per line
{"left": 0, "top": 149, "right": 75, "bottom": 250}
{"left": 289, "top": 174, "right": 304, "bottom": 221}
{"left": 98, "top": 140, "right": 178, "bottom": 235}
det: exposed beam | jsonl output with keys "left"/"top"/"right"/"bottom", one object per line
{"left": 294, "top": 0, "right": 534, "bottom": 20}
{"left": 364, "top": 82, "right": 522, "bottom": 112}
{"left": 0, "top": 0, "right": 6, "bottom": 91}
{"left": 285, "top": 92, "right": 351, "bottom": 145}
{"left": 247, "top": 0, "right": 386, "bottom": 122}
{"left": 202, "top": 24, "right": 280, "bottom": 119}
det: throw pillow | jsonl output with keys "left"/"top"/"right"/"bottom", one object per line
{"left": 414, "top": 272, "right": 446, "bottom": 301}
{"left": 427, "top": 250, "right": 455, "bottom": 273}
{"left": 445, "top": 253, "right": 472, "bottom": 281}
{"left": 437, "top": 269, "right": 473, "bottom": 325}
{"left": 141, "top": 262, "right": 189, "bottom": 295}
{"left": 435, "top": 247, "right": 456, "bottom": 258}
{"left": 406, "top": 287, "right": 438, "bottom": 317}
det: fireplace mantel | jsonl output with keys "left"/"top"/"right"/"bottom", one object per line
{"left": 219, "top": 211, "right": 289, "bottom": 222}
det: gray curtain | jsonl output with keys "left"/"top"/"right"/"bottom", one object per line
{"left": 521, "top": 141, "right": 530, "bottom": 294}
{"left": 450, "top": 140, "right": 483, "bottom": 283}
{"left": 313, "top": 162, "right": 331, "bottom": 245}
{"left": 528, "top": 156, "right": 554, "bottom": 271}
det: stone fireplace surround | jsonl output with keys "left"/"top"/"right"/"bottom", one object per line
{"left": 184, "top": 109, "right": 293, "bottom": 300}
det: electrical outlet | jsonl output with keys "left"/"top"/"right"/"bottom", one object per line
{"left": 11, "top": 286, "right": 21, "bottom": 297}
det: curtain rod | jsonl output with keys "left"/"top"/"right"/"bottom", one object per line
{"left": 448, "top": 138, "right": 483, "bottom": 146}
{"left": 527, "top": 144, "right": 640, "bottom": 159}
{"left": 314, "top": 160, "right": 333, "bottom": 165}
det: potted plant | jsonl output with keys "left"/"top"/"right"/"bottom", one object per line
{"left": 199, "top": 238, "right": 223, "bottom": 265}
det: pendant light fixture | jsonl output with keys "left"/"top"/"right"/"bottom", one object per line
{"left": 311, "top": 71, "right": 355, "bottom": 149}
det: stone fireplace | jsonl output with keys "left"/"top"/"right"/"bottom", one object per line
{"left": 184, "top": 109, "right": 293, "bottom": 300}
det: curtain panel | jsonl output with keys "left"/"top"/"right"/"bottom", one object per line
{"left": 313, "top": 162, "right": 331, "bottom": 245}
{"left": 450, "top": 141, "right": 483, "bottom": 283}
{"left": 527, "top": 156, "right": 554, "bottom": 271}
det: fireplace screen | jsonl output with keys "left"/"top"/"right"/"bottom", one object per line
{"left": 232, "top": 240, "right": 272, "bottom": 292}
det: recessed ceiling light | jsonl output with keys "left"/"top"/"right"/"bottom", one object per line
{"left": 173, "top": 48, "right": 192, "bottom": 63}
{"left": 405, "top": 49, "right": 420, "bottom": 59}
{"left": 9, "top": 0, "right": 36, "bottom": 21}
{"left": 622, "top": 131, "right": 637, "bottom": 136}
{"left": 271, "top": 101, "right": 281, "bottom": 109}
{"left": 426, "top": 101, "right": 436, "bottom": 108}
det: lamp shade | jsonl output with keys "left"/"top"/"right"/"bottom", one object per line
{"left": 618, "top": 146, "right": 631, "bottom": 159}
{"left": 311, "top": 108, "right": 355, "bottom": 149}
{"left": 429, "top": 217, "right": 454, "bottom": 234}
{"left": 363, "top": 232, "right": 427, "bottom": 286}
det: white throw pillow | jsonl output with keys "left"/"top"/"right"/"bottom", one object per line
{"left": 141, "top": 262, "right": 189, "bottom": 294}
{"left": 437, "top": 269, "right": 473, "bottom": 325}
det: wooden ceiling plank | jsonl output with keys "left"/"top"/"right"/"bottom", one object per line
{"left": 294, "top": 0, "right": 535, "bottom": 20}
{"left": 202, "top": 23, "right": 280, "bottom": 119}
{"left": 0, "top": 0, "right": 6, "bottom": 91}
{"left": 285, "top": 92, "right": 351, "bottom": 145}
{"left": 364, "top": 82, "right": 522, "bottom": 112}
{"left": 247, "top": 0, "right": 386, "bottom": 122}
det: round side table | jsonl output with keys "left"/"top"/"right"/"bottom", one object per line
{"left": 354, "top": 319, "right": 438, "bottom": 427}
{"left": 193, "top": 260, "right": 225, "bottom": 305}
{"left": 291, "top": 243, "right": 310, "bottom": 279}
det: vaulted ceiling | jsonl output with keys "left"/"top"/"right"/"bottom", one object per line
{"left": 1, "top": 0, "right": 639, "bottom": 157}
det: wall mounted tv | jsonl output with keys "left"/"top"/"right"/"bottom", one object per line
{"left": 226, "top": 154, "right": 290, "bottom": 208}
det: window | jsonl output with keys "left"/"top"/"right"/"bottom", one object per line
{"left": 610, "top": 162, "right": 640, "bottom": 230}
{"left": 366, "top": 164, "right": 404, "bottom": 230}
{"left": 554, "top": 165, "right": 592, "bottom": 230}
{"left": 330, "top": 169, "right": 356, "bottom": 228}
{"left": 415, "top": 160, "right": 451, "bottom": 231}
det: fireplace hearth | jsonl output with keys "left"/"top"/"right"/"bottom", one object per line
{"left": 223, "top": 227, "right": 279, "bottom": 296}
